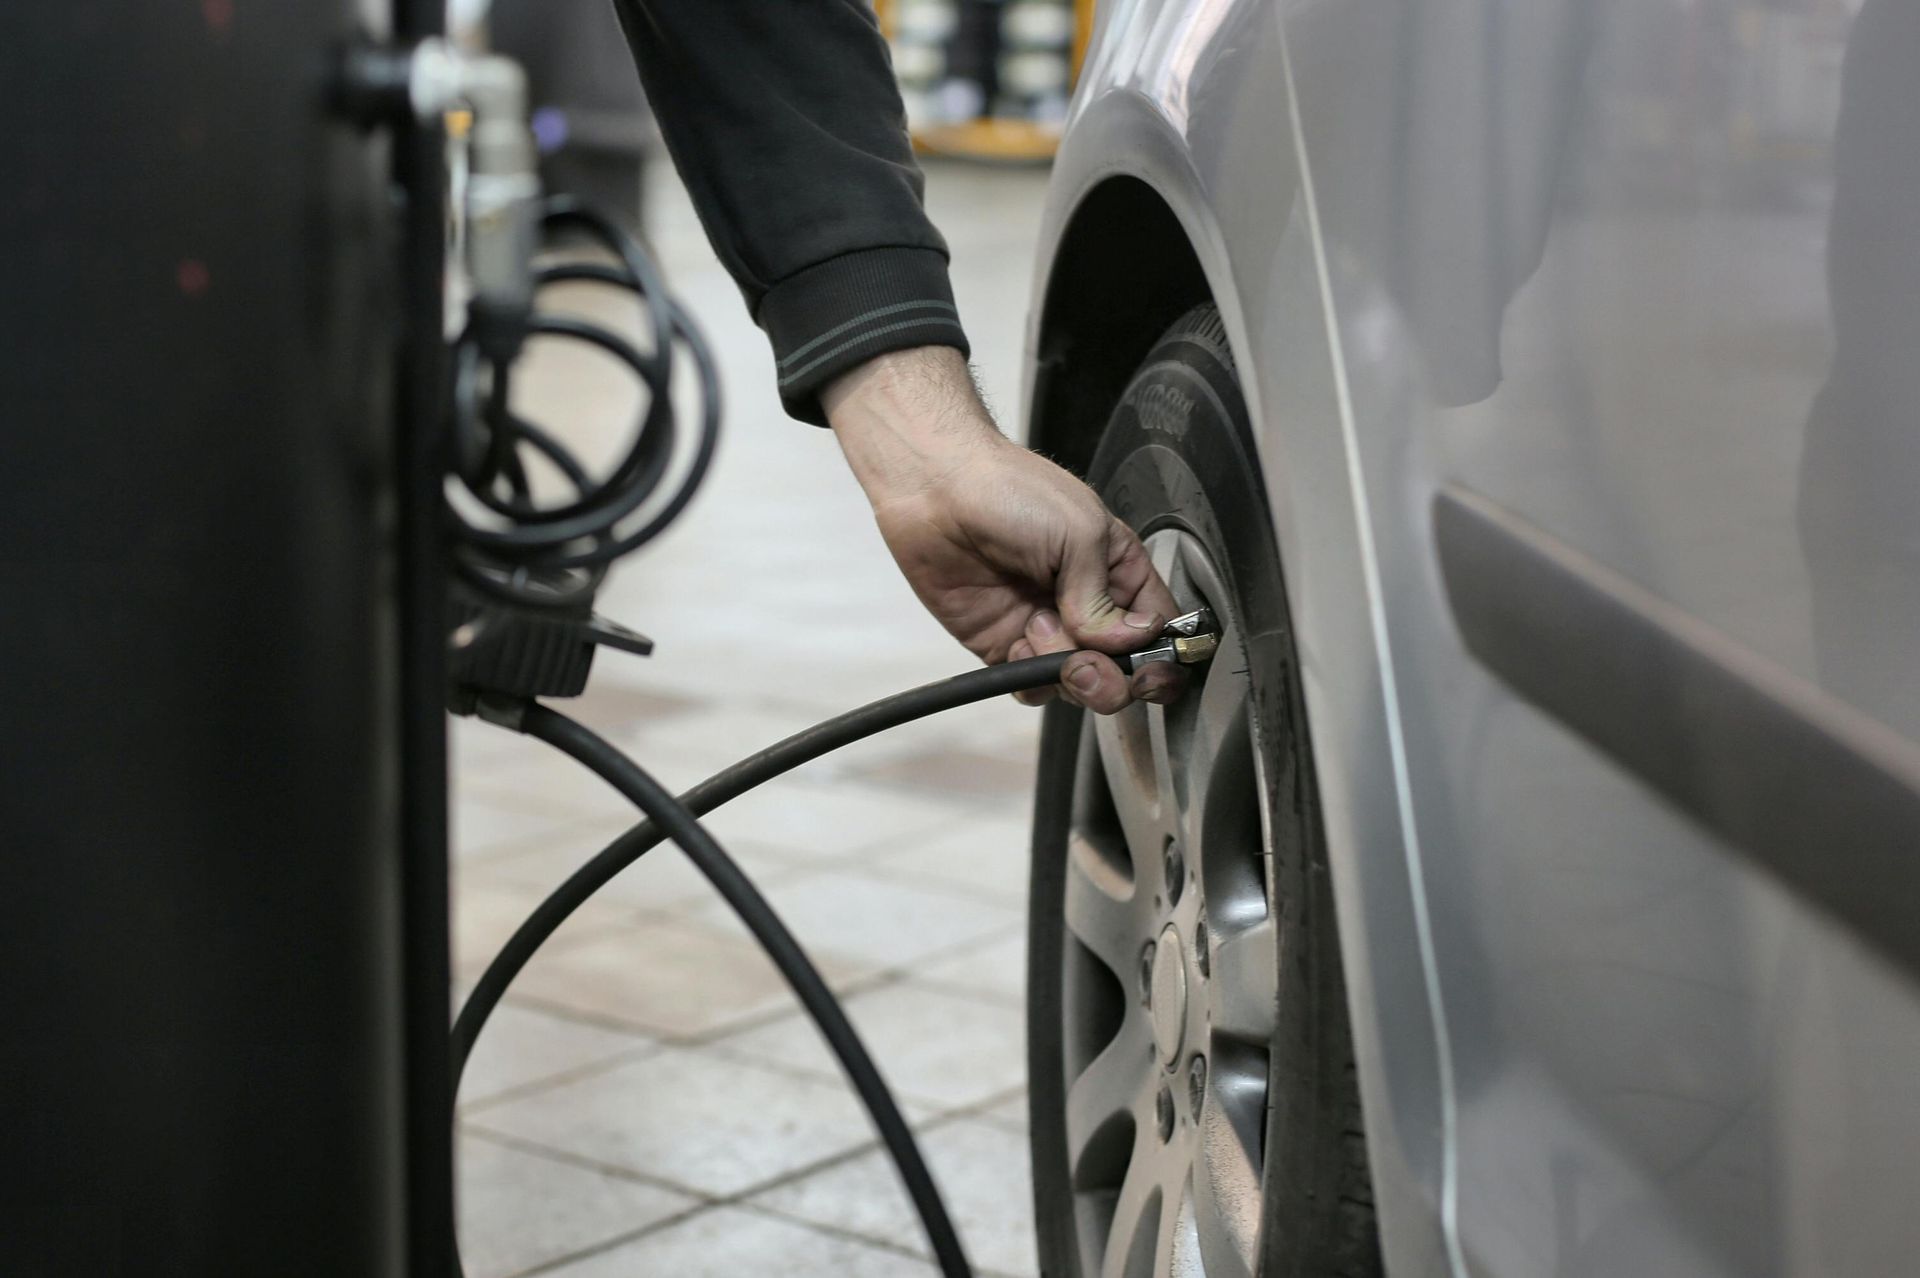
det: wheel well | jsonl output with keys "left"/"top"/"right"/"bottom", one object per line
{"left": 1027, "top": 176, "right": 1212, "bottom": 475}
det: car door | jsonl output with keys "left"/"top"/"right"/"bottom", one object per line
{"left": 1284, "top": 0, "right": 1920, "bottom": 1273}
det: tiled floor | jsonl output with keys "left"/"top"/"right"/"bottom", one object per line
{"left": 451, "top": 158, "right": 1053, "bottom": 1277}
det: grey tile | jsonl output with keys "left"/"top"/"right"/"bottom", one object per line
{"left": 455, "top": 1132, "right": 695, "bottom": 1278}
{"left": 975, "top": 1091, "right": 1030, "bottom": 1138}
{"left": 452, "top": 875, "right": 631, "bottom": 980}
{"left": 565, "top": 679, "right": 708, "bottom": 738}
{"left": 903, "top": 932, "right": 1028, "bottom": 1007}
{"left": 751, "top": 1118, "right": 1038, "bottom": 1278}
{"left": 508, "top": 916, "right": 866, "bottom": 1038}
{"left": 460, "top": 722, "right": 967, "bottom": 849}
{"left": 685, "top": 868, "right": 1019, "bottom": 972}
{"left": 613, "top": 700, "right": 847, "bottom": 771}
{"left": 542, "top": 1206, "right": 935, "bottom": 1277}
{"left": 694, "top": 782, "right": 966, "bottom": 860}
{"left": 452, "top": 789, "right": 600, "bottom": 862}
{"left": 711, "top": 980, "right": 1026, "bottom": 1112}
{"left": 457, "top": 1003, "right": 655, "bottom": 1109}
{"left": 850, "top": 742, "right": 1040, "bottom": 802}
{"left": 471, "top": 1046, "right": 877, "bottom": 1197}
{"left": 484, "top": 825, "right": 808, "bottom": 914}
{"left": 867, "top": 813, "right": 1036, "bottom": 906}
{"left": 460, "top": 748, "right": 647, "bottom": 828}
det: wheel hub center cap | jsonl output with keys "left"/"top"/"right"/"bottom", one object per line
{"left": 1149, "top": 925, "right": 1187, "bottom": 1064}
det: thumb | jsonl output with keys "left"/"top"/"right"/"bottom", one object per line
{"left": 1057, "top": 519, "right": 1167, "bottom": 653}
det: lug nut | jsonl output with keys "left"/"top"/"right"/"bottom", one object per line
{"left": 1164, "top": 839, "right": 1185, "bottom": 906}
{"left": 1156, "top": 1086, "right": 1175, "bottom": 1142}
{"left": 1194, "top": 917, "right": 1209, "bottom": 979}
{"left": 1187, "top": 1054, "right": 1208, "bottom": 1117}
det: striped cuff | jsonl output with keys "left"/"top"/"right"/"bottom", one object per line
{"left": 757, "top": 247, "right": 971, "bottom": 424}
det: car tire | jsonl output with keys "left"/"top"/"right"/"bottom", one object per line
{"left": 1027, "top": 304, "right": 1383, "bottom": 1278}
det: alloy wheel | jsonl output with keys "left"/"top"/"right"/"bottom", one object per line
{"left": 1058, "top": 529, "right": 1279, "bottom": 1278}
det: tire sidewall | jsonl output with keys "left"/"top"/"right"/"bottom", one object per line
{"left": 1028, "top": 310, "right": 1363, "bottom": 1278}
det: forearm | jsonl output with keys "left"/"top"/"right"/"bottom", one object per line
{"left": 824, "top": 347, "right": 1009, "bottom": 505}
{"left": 616, "top": 1, "right": 969, "bottom": 422}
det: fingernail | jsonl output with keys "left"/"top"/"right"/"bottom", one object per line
{"left": 1067, "top": 660, "right": 1101, "bottom": 695}
{"left": 1031, "top": 610, "right": 1062, "bottom": 639}
{"left": 1123, "top": 610, "right": 1158, "bottom": 630}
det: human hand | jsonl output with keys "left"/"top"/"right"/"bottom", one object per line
{"left": 823, "top": 346, "right": 1183, "bottom": 713}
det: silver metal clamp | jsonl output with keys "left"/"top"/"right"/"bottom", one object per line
{"left": 1121, "top": 608, "right": 1221, "bottom": 674}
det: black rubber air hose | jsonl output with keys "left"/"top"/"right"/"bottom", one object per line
{"left": 451, "top": 651, "right": 1070, "bottom": 1083}
{"left": 501, "top": 698, "right": 1043, "bottom": 1278}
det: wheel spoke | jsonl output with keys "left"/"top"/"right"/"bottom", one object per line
{"left": 1094, "top": 707, "right": 1168, "bottom": 865}
{"left": 1146, "top": 700, "right": 1180, "bottom": 830}
{"left": 1101, "top": 1132, "right": 1164, "bottom": 1278}
{"left": 1180, "top": 628, "right": 1253, "bottom": 854}
{"left": 1067, "top": 1016, "right": 1153, "bottom": 1182}
{"left": 1191, "top": 1114, "right": 1261, "bottom": 1278}
{"left": 1165, "top": 1179, "right": 1206, "bottom": 1278}
{"left": 1065, "top": 832, "right": 1145, "bottom": 977}
{"left": 1155, "top": 533, "right": 1193, "bottom": 601}
{"left": 1209, "top": 915, "right": 1279, "bottom": 1044}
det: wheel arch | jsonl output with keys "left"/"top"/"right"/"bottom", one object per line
{"left": 1024, "top": 173, "right": 1215, "bottom": 475}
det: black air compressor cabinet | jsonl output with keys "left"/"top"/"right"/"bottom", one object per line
{"left": 0, "top": 1, "right": 452, "bottom": 1272}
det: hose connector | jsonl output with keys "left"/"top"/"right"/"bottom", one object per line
{"left": 336, "top": 37, "right": 540, "bottom": 355}
{"left": 1121, "top": 608, "right": 1221, "bottom": 673}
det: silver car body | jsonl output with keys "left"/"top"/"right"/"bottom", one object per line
{"left": 1024, "top": 1, "right": 1920, "bottom": 1274}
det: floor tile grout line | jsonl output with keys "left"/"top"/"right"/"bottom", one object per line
{"left": 464, "top": 1078, "right": 1036, "bottom": 1240}
{"left": 459, "top": 1124, "right": 713, "bottom": 1200}
{"left": 580, "top": 912, "right": 1022, "bottom": 1004}
{"left": 461, "top": 777, "right": 1036, "bottom": 902}
{"left": 733, "top": 1200, "right": 1033, "bottom": 1278}
{"left": 686, "top": 979, "right": 1030, "bottom": 1103}
{"left": 729, "top": 1200, "right": 959, "bottom": 1273}
{"left": 469, "top": 744, "right": 1010, "bottom": 827}
{"left": 727, "top": 1093, "right": 1042, "bottom": 1277}
{"left": 479, "top": 859, "right": 819, "bottom": 918}
{"left": 450, "top": 916, "right": 629, "bottom": 986}
{"left": 659, "top": 924, "right": 1026, "bottom": 1046}
{"left": 465, "top": 1128, "right": 902, "bottom": 1273}
{"left": 906, "top": 975, "right": 1025, "bottom": 1012}
{"left": 485, "top": 991, "right": 682, "bottom": 1040}
{"left": 466, "top": 988, "right": 985, "bottom": 1118}
{"left": 486, "top": 949, "right": 902, "bottom": 1042}
{"left": 465, "top": 1081, "right": 1038, "bottom": 1276}
{"left": 456, "top": 1041, "right": 666, "bottom": 1117}
{"left": 670, "top": 970, "right": 906, "bottom": 1046}
{"left": 689, "top": 1043, "right": 988, "bottom": 1119}
{"left": 845, "top": 860, "right": 1031, "bottom": 911}
{"left": 497, "top": 1200, "right": 714, "bottom": 1278}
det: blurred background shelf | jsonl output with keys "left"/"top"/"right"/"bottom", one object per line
{"left": 878, "top": 0, "right": 1097, "bottom": 163}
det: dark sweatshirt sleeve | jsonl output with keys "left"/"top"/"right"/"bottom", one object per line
{"left": 614, "top": 0, "right": 970, "bottom": 423}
